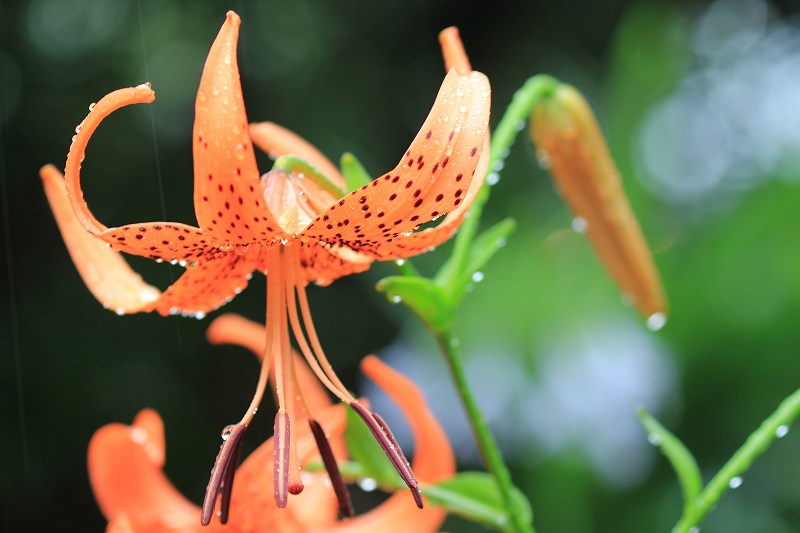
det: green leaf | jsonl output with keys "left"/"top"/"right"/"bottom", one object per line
{"left": 344, "top": 407, "right": 401, "bottom": 486}
{"left": 340, "top": 152, "right": 372, "bottom": 192}
{"left": 637, "top": 407, "right": 702, "bottom": 512}
{"left": 272, "top": 154, "right": 346, "bottom": 197}
{"left": 376, "top": 276, "right": 454, "bottom": 333}
{"left": 424, "top": 472, "right": 533, "bottom": 533}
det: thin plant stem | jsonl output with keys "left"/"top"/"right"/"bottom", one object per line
{"left": 435, "top": 328, "right": 535, "bottom": 533}
{"left": 673, "top": 387, "right": 800, "bottom": 533}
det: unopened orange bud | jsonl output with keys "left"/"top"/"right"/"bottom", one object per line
{"left": 530, "top": 84, "right": 667, "bottom": 327}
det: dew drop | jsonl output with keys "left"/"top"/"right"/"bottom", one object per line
{"left": 571, "top": 216, "right": 588, "bottom": 234}
{"left": 646, "top": 312, "right": 668, "bottom": 332}
{"left": 486, "top": 172, "right": 500, "bottom": 186}
{"left": 74, "top": 124, "right": 82, "bottom": 134}
{"left": 776, "top": 425, "right": 789, "bottom": 438}
{"left": 88, "top": 102, "right": 96, "bottom": 111}
{"left": 647, "top": 433, "right": 661, "bottom": 446}
{"left": 391, "top": 295, "right": 402, "bottom": 304}
{"left": 223, "top": 55, "right": 231, "bottom": 65}
{"left": 688, "top": 528, "right": 700, "bottom": 533}
{"left": 358, "top": 478, "right": 377, "bottom": 492}
{"left": 195, "top": 311, "right": 206, "bottom": 320}
{"left": 459, "top": 105, "right": 468, "bottom": 113}
{"left": 455, "top": 89, "right": 465, "bottom": 97}
{"left": 729, "top": 476, "right": 743, "bottom": 489}
{"left": 471, "top": 271, "right": 485, "bottom": 283}
{"left": 395, "top": 259, "right": 405, "bottom": 266}
{"left": 115, "top": 308, "right": 125, "bottom": 316}
{"left": 515, "top": 120, "right": 526, "bottom": 131}
{"left": 221, "top": 424, "right": 236, "bottom": 441}
{"left": 492, "top": 160, "right": 505, "bottom": 172}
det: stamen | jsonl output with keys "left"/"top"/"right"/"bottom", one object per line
{"left": 238, "top": 246, "right": 282, "bottom": 427}
{"left": 275, "top": 250, "right": 304, "bottom": 496}
{"left": 273, "top": 410, "right": 290, "bottom": 508}
{"left": 201, "top": 423, "right": 247, "bottom": 526}
{"left": 349, "top": 402, "right": 423, "bottom": 508}
{"left": 296, "top": 279, "right": 354, "bottom": 396}
{"left": 284, "top": 246, "right": 355, "bottom": 403}
{"left": 309, "top": 418, "right": 354, "bottom": 518}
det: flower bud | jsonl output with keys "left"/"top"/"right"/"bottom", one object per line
{"left": 530, "top": 84, "right": 667, "bottom": 324}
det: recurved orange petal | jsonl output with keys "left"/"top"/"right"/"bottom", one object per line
{"left": 326, "top": 355, "right": 454, "bottom": 533}
{"left": 300, "top": 69, "right": 490, "bottom": 260}
{"left": 41, "top": 165, "right": 161, "bottom": 314}
{"left": 152, "top": 248, "right": 262, "bottom": 317}
{"left": 192, "top": 11, "right": 281, "bottom": 245}
{"left": 61, "top": 83, "right": 215, "bottom": 265}
{"left": 249, "top": 122, "right": 346, "bottom": 191}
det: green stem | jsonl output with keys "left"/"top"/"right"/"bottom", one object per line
{"left": 435, "top": 328, "right": 535, "bottom": 533}
{"left": 673, "top": 388, "right": 800, "bottom": 533}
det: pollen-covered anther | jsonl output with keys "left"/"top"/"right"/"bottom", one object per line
{"left": 350, "top": 401, "right": 422, "bottom": 508}
{"left": 201, "top": 422, "right": 248, "bottom": 526}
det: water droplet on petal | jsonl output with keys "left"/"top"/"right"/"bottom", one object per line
{"left": 88, "top": 102, "right": 96, "bottom": 111}
{"left": 776, "top": 425, "right": 789, "bottom": 438}
{"left": 471, "top": 271, "right": 485, "bottom": 283}
{"left": 729, "top": 476, "right": 743, "bottom": 489}
{"left": 646, "top": 312, "right": 668, "bottom": 332}
{"left": 647, "top": 433, "right": 662, "bottom": 446}
{"left": 486, "top": 173, "right": 500, "bottom": 186}
{"left": 395, "top": 259, "right": 405, "bottom": 266}
{"left": 391, "top": 295, "right": 402, "bottom": 304}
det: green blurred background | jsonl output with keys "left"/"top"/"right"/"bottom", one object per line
{"left": 3, "top": 0, "right": 800, "bottom": 531}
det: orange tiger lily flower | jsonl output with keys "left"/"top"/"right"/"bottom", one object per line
{"left": 42, "top": 10, "right": 487, "bottom": 524}
{"left": 89, "top": 315, "right": 454, "bottom": 533}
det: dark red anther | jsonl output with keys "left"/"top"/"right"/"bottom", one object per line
{"left": 201, "top": 423, "right": 248, "bottom": 526}
{"left": 349, "top": 401, "right": 422, "bottom": 508}
{"left": 309, "top": 418, "right": 354, "bottom": 518}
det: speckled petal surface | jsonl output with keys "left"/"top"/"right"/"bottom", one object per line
{"left": 192, "top": 12, "right": 281, "bottom": 245}
{"left": 300, "top": 69, "right": 490, "bottom": 260}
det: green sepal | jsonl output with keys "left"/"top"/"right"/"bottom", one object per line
{"left": 272, "top": 154, "right": 346, "bottom": 197}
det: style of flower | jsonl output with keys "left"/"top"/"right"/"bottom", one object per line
{"left": 42, "top": 10, "right": 488, "bottom": 524}
{"left": 88, "top": 314, "right": 455, "bottom": 533}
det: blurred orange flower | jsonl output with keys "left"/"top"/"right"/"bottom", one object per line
{"left": 89, "top": 314, "right": 454, "bottom": 533}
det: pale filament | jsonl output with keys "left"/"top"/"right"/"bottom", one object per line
{"left": 279, "top": 248, "right": 303, "bottom": 494}
{"left": 296, "top": 279, "right": 354, "bottom": 397}
{"left": 284, "top": 245, "right": 355, "bottom": 403}
{"left": 239, "top": 246, "right": 282, "bottom": 426}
